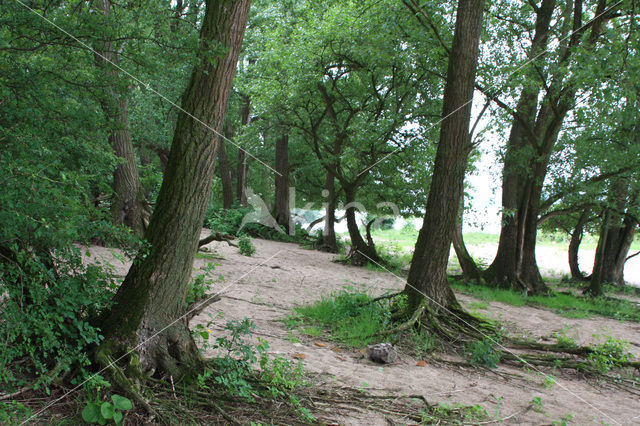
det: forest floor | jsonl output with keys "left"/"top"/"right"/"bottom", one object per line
{"left": 85, "top": 234, "right": 640, "bottom": 425}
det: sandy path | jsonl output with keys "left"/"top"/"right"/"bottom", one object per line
{"left": 85, "top": 236, "right": 640, "bottom": 425}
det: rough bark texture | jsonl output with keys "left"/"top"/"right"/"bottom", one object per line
{"left": 405, "top": 0, "right": 485, "bottom": 311}
{"left": 236, "top": 94, "right": 251, "bottom": 206}
{"left": 98, "top": 0, "right": 252, "bottom": 377}
{"left": 94, "top": 0, "right": 148, "bottom": 235}
{"left": 218, "top": 122, "right": 234, "bottom": 210}
{"left": 274, "top": 131, "right": 292, "bottom": 233}
{"left": 568, "top": 208, "right": 590, "bottom": 280}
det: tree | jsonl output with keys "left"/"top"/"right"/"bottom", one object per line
{"left": 403, "top": 0, "right": 485, "bottom": 313}
{"left": 94, "top": 0, "right": 149, "bottom": 235}
{"left": 97, "top": 0, "right": 252, "bottom": 378}
{"left": 484, "top": 0, "right": 619, "bottom": 293}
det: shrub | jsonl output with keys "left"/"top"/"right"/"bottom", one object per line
{"left": 238, "top": 235, "right": 256, "bottom": 256}
{"left": 466, "top": 338, "right": 502, "bottom": 368}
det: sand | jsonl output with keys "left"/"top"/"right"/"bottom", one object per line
{"left": 84, "top": 234, "right": 640, "bottom": 425}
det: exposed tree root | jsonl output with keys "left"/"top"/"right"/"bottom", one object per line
{"left": 93, "top": 349, "right": 161, "bottom": 421}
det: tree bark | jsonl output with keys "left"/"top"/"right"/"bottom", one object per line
{"left": 97, "top": 0, "right": 252, "bottom": 378}
{"left": 94, "top": 0, "right": 148, "bottom": 235}
{"left": 344, "top": 186, "right": 380, "bottom": 265}
{"left": 452, "top": 194, "right": 482, "bottom": 281}
{"left": 322, "top": 172, "right": 338, "bottom": 252}
{"left": 218, "top": 121, "right": 234, "bottom": 210}
{"left": 568, "top": 207, "right": 590, "bottom": 280}
{"left": 405, "top": 0, "right": 485, "bottom": 312}
{"left": 274, "top": 131, "right": 292, "bottom": 233}
{"left": 236, "top": 94, "right": 251, "bottom": 206}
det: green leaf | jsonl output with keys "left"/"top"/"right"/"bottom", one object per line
{"left": 111, "top": 394, "right": 133, "bottom": 411}
{"left": 100, "top": 402, "right": 115, "bottom": 419}
{"left": 81, "top": 402, "right": 101, "bottom": 423}
{"left": 113, "top": 410, "right": 123, "bottom": 425}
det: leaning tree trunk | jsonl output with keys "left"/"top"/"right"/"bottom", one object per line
{"left": 274, "top": 131, "right": 292, "bottom": 233}
{"left": 94, "top": 0, "right": 148, "bottom": 235}
{"left": 344, "top": 187, "right": 380, "bottom": 265}
{"left": 451, "top": 194, "right": 482, "bottom": 281}
{"left": 217, "top": 121, "right": 235, "bottom": 210}
{"left": 568, "top": 208, "right": 590, "bottom": 280}
{"left": 405, "top": 0, "right": 485, "bottom": 312}
{"left": 97, "top": 0, "right": 252, "bottom": 378}
{"left": 322, "top": 172, "right": 338, "bottom": 252}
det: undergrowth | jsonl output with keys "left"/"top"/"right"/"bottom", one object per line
{"left": 451, "top": 279, "right": 640, "bottom": 322}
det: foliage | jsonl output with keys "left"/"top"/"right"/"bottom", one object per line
{"left": 186, "top": 262, "right": 219, "bottom": 307}
{"left": 0, "top": 247, "right": 115, "bottom": 391}
{"left": 587, "top": 335, "right": 634, "bottom": 374}
{"left": 0, "top": 401, "right": 32, "bottom": 424}
{"left": 81, "top": 394, "right": 132, "bottom": 425}
{"left": 238, "top": 235, "right": 257, "bottom": 257}
{"left": 466, "top": 338, "right": 502, "bottom": 368}
{"left": 291, "top": 288, "right": 391, "bottom": 347}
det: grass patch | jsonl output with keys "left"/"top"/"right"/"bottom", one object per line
{"left": 288, "top": 288, "right": 391, "bottom": 347}
{"left": 451, "top": 280, "right": 640, "bottom": 322}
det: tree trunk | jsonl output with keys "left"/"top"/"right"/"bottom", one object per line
{"left": 484, "top": 0, "right": 556, "bottom": 289}
{"left": 344, "top": 187, "right": 380, "bottom": 265}
{"left": 451, "top": 194, "right": 482, "bottom": 281}
{"left": 236, "top": 94, "right": 251, "bottom": 206}
{"left": 274, "top": 131, "right": 292, "bottom": 233}
{"left": 94, "top": 0, "right": 148, "bottom": 235}
{"left": 568, "top": 208, "right": 590, "bottom": 280}
{"left": 322, "top": 172, "right": 338, "bottom": 252}
{"left": 587, "top": 209, "right": 611, "bottom": 296}
{"left": 218, "top": 122, "right": 234, "bottom": 210}
{"left": 97, "top": 0, "right": 251, "bottom": 378}
{"left": 405, "top": 0, "right": 485, "bottom": 312}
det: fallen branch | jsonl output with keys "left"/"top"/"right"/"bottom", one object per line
{"left": 198, "top": 232, "right": 237, "bottom": 248}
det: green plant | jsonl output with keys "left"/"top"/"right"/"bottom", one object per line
{"left": 552, "top": 413, "right": 574, "bottom": 425}
{"left": 186, "top": 262, "right": 219, "bottom": 306}
{"left": 531, "top": 396, "right": 544, "bottom": 413}
{"left": 466, "top": 338, "right": 502, "bottom": 368}
{"left": 238, "top": 235, "right": 256, "bottom": 256}
{"left": 293, "top": 288, "right": 391, "bottom": 347}
{"left": 587, "top": 334, "right": 634, "bottom": 374}
{"left": 81, "top": 394, "right": 132, "bottom": 425}
{"left": 0, "top": 401, "right": 32, "bottom": 424}
{"left": 543, "top": 374, "right": 556, "bottom": 389}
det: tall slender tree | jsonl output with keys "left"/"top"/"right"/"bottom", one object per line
{"left": 403, "top": 0, "right": 485, "bottom": 313}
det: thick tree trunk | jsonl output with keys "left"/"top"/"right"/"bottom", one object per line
{"left": 218, "top": 122, "right": 234, "bottom": 210}
{"left": 236, "top": 94, "right": 251, "bottom": 206}
{"left": 98, "top": 0, "right": 251, "bottom": 377}
{"left": 274, "top": 131, "right": 292, "bottom": 233}
{"left": 568, "top": 208, "right": 590, "bottom": 280}
{"left": 405, "top": 0, "right": 484, "bottom": 312}
{"left": 344, "top": 187, "right": 380, "bottom": 265}
{"left": 94, "top": 0, "right": 148, "bottom": 235}
{"left": 452, "top": 195, "right": 482, "bottom": 281}
{"left": 322, "top": 172, "right": 338, "bottom": 252}
{"left": 587, "top": 209, "right": 611, "bottom": 296}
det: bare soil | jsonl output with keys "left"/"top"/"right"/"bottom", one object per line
{"left": 84, "top": 234, "right": 640, "bottom": 425}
